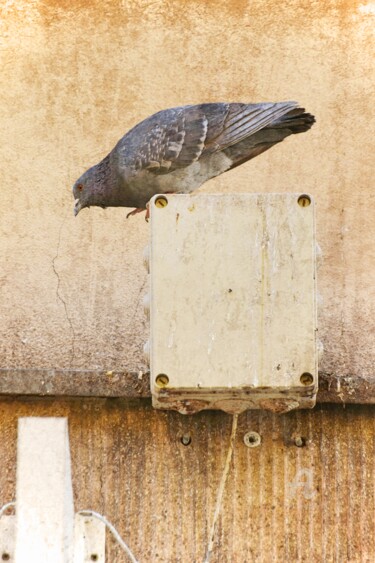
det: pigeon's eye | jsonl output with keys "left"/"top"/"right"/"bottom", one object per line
{"left": 77, "top": 183, "right": 83, "bottom": 191}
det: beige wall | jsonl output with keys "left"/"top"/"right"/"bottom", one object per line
{"left": 0, "top": 0, "right": 374, "bottom": 377}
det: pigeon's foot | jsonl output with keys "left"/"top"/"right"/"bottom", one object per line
{"left": 126, "top": 207, "right": 147, "bottom": 219}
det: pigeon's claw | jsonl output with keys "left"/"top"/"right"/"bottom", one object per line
{"left": 126, "top": 207, "right": 147, "bottom": 219}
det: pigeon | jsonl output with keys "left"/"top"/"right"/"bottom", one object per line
{"left": 73, "top": 102, "right": 315, "bottom": 218}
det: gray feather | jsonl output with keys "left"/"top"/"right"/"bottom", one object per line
{"left": 73, "top": 102, "right": 315, "bottom": 215}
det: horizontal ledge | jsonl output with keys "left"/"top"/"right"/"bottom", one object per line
{"left": 0, "top": 368, "right": 150, "bottom": 398}
{"left": 0, "top": 369, "right": 373, "bottom": 404}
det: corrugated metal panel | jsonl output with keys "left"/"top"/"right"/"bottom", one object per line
{"left": 0, "top": 400, "right": 374, "bottom": 561}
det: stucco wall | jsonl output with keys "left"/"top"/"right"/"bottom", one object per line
{"left": 0, "top": 0, "right": 374, "bottom": 377}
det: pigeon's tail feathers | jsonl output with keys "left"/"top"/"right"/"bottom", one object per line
{"left": 273, "top": 108, "right": 316, "bottom": 133}
{"left": 222, "top": 107, "right": 316, "bottom": 171}
{"left": 206, "top": 101, "right": 299, "bottom": 153}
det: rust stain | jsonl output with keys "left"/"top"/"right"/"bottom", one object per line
{"left": 257, "top": 398, "right": 300, "bottom": 413}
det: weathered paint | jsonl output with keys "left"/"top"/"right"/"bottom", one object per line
{"left": 149, "top": 194, "right": 317, "bottom": 413}
{"left": 1, "top": 367, "right": 375, "bottom": 404}
{"left": 14, "top": 418, "right": 74, "bottom": 562}
{"left": 0, "top": 399, "right": 374, "bottom": 561}
{"left": 0, "top": 1, "right": 374, "bottom": 387}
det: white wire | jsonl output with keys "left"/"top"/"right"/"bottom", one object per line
{"left": 77, "top": 510, "right": 139, "bottom": 563}
{"left": 204, "top": 414, "right": 239, "bottom": 563}
{"left": 0, "top": 501, "right": 16, "bottom": 519}
{"left": 0, "top": 503, "right": 138, "bottom": 563}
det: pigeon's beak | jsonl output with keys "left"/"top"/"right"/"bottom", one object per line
{"left": 74, "top": 198, "right": 82, "bottom": 217}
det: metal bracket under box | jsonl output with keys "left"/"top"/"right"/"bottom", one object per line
{"left": 144, "top": 193, "right": 318, "bottom": 414}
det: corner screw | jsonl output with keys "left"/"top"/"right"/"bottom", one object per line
{"left": 154, "top": 195, "right": 168, "bottom": 209}
{"left": 155, "top": 373, "right": 169, "bottom": 388}
{"left": 297, "top": 194, "right": 311, "bottom": 207}
{"left": 300, "top": 372, "right": 314, "bottom": 386}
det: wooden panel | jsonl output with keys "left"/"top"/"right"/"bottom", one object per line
{"left": 0, "top": 399, "right": 373, "bottom": 562}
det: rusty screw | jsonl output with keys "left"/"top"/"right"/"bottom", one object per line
{"left": 294, "top": 436, "right": 306, "bottom": 447}
{"left": 154, "top": 195, "right": 168, "bottom": 209}
{"left": 181, "top": 435, "right": 192, "bottom": 446}
{"left": 243, "top": 431, "right": 261, "bottom": 448}
{"left": 300, "top": 372, "right": 314, "bottom": 386}
{"left": 297, "top": 194, "right": 311, "bottom": 207}
{"left": 155, "top": 374, "right": 169, "bottom": 388}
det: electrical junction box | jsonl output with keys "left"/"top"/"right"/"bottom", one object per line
{"left": 143, "top": 193, "right": 318, "bottom": 415}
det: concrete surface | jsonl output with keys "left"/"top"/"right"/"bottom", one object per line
{"left": 0, "top": 1, "right": 374, "bottom": 380}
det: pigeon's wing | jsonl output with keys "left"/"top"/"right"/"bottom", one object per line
{"left": 116, "top": 105, "right": 215, "bottom": 176}
{"left": 115, "top": 101, "right": 300, "bottom": 176}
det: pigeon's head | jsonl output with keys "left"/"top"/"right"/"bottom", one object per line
{"left": 73, "top": 160, "right": 110, "bottom": 216}
{"left": 73, "top": 174, "right": 88, "bottom": 217}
